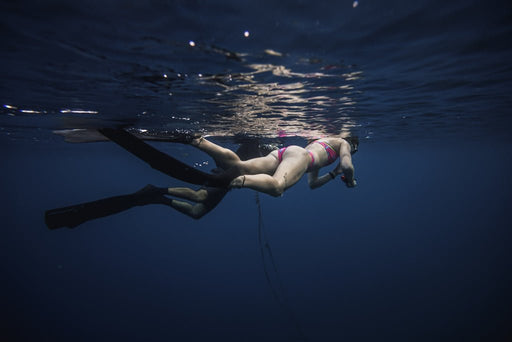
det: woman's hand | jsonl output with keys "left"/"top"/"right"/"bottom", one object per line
{"left": 341, "top": 175, "right": 357, "bottom": 188}
{"left": 333, "top": 163, "right": 344, "bottom": 175}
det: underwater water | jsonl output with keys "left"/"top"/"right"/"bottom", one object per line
{"left": 1, "top": 0, "right": 512, "bottom": 341}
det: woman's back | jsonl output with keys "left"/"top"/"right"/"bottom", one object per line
{"left": 305, "top": 138, "right": 344, "bottom": 170}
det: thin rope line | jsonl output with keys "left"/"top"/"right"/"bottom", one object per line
{"left": 255, "top": 193, "right": 308, "bottom": 341}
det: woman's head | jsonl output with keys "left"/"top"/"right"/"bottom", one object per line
{"left": 343, "top": 136, "right": 359, "bottom": 154}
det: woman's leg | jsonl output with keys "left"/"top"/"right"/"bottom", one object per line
{"left": 192, "top": 137, "right": 279, "bottom": 174}
{"left": 168, "top": 200, "right": 207, "bottom": 219}
{"left": 165, "top": 187, "right": 227, "bottom": 219}
{"left": 191, "top": 137, "right": 241, "bottom": 170}
{"left": 167, "top": 187, "right": 208, "bottom": 202}
{"left": 230, "top": 146, "right": 310, "bottom": 197}
{"left": 158, "top": 187, "right": 208, "bottom": 219}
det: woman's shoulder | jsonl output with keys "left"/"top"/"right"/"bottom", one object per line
{"left": 307, "top": 136, "right": 337, "bottom": 143}
{"left": 318, "top": 137, "right": 344, "bottom": 149}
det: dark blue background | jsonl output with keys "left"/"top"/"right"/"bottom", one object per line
{"left": 1, "top": 0, "right": 512, "bottom": 341}
{"left": 2, "top": 137, "right": 512, "bottom": 341}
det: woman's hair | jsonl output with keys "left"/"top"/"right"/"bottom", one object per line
{"left": 343, "top": 136, "right": 359, "bottom": 154}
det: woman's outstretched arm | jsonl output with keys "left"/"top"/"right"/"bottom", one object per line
{"left": 339, "top": 153, "right": 356, "bottom": 187}
{"left": 308, "top": 169, "right": 339, "bottom": 189}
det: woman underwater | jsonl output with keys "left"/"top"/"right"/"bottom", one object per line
{"left": 190, "top": 135, "right": 358, "bottom": 197}
{"left": 45, "top": 130, "right": 358, "bottom": 228}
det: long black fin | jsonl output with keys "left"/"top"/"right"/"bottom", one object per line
{"left": 44, "top": 134, "right": 262, "bottom": 229}
{"left": 98, "top": 128, "right": 235, "bottom": 187}
{"left": 45, "top": 186, "right": 169, "bottom": 229}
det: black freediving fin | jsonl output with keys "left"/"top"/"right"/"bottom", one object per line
{"left": 45, "top": 186, "right": 169, "bottom": 229}
{"left": 98, "top": 128, "right": 237, "bottom": 187}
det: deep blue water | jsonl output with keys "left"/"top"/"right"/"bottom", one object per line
{"left": 1, "top": 0, "right": 512, "bottom": 341}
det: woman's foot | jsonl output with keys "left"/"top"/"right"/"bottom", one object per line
{"left": 190, "top": 136, "right": 204, "bottom": 147}
{"left": 229, "top": 175, "right": 246, "bottom": 189}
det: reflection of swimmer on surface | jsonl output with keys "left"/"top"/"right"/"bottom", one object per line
{"left": 189, "top": 135, "right": 358, "bottom": 197}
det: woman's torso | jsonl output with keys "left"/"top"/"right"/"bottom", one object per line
{"left": 305, "top": 138, "right": 342, "bottom": 170}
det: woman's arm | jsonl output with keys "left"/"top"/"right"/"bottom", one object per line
{"left": 339, "top": 154, "right": 356, "bottom": 187}
{"left": 308, "top": 169, "right": 338, "bottom": 189}
{"left": 308, "top": 139, "right": 357, "bottom": 189}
